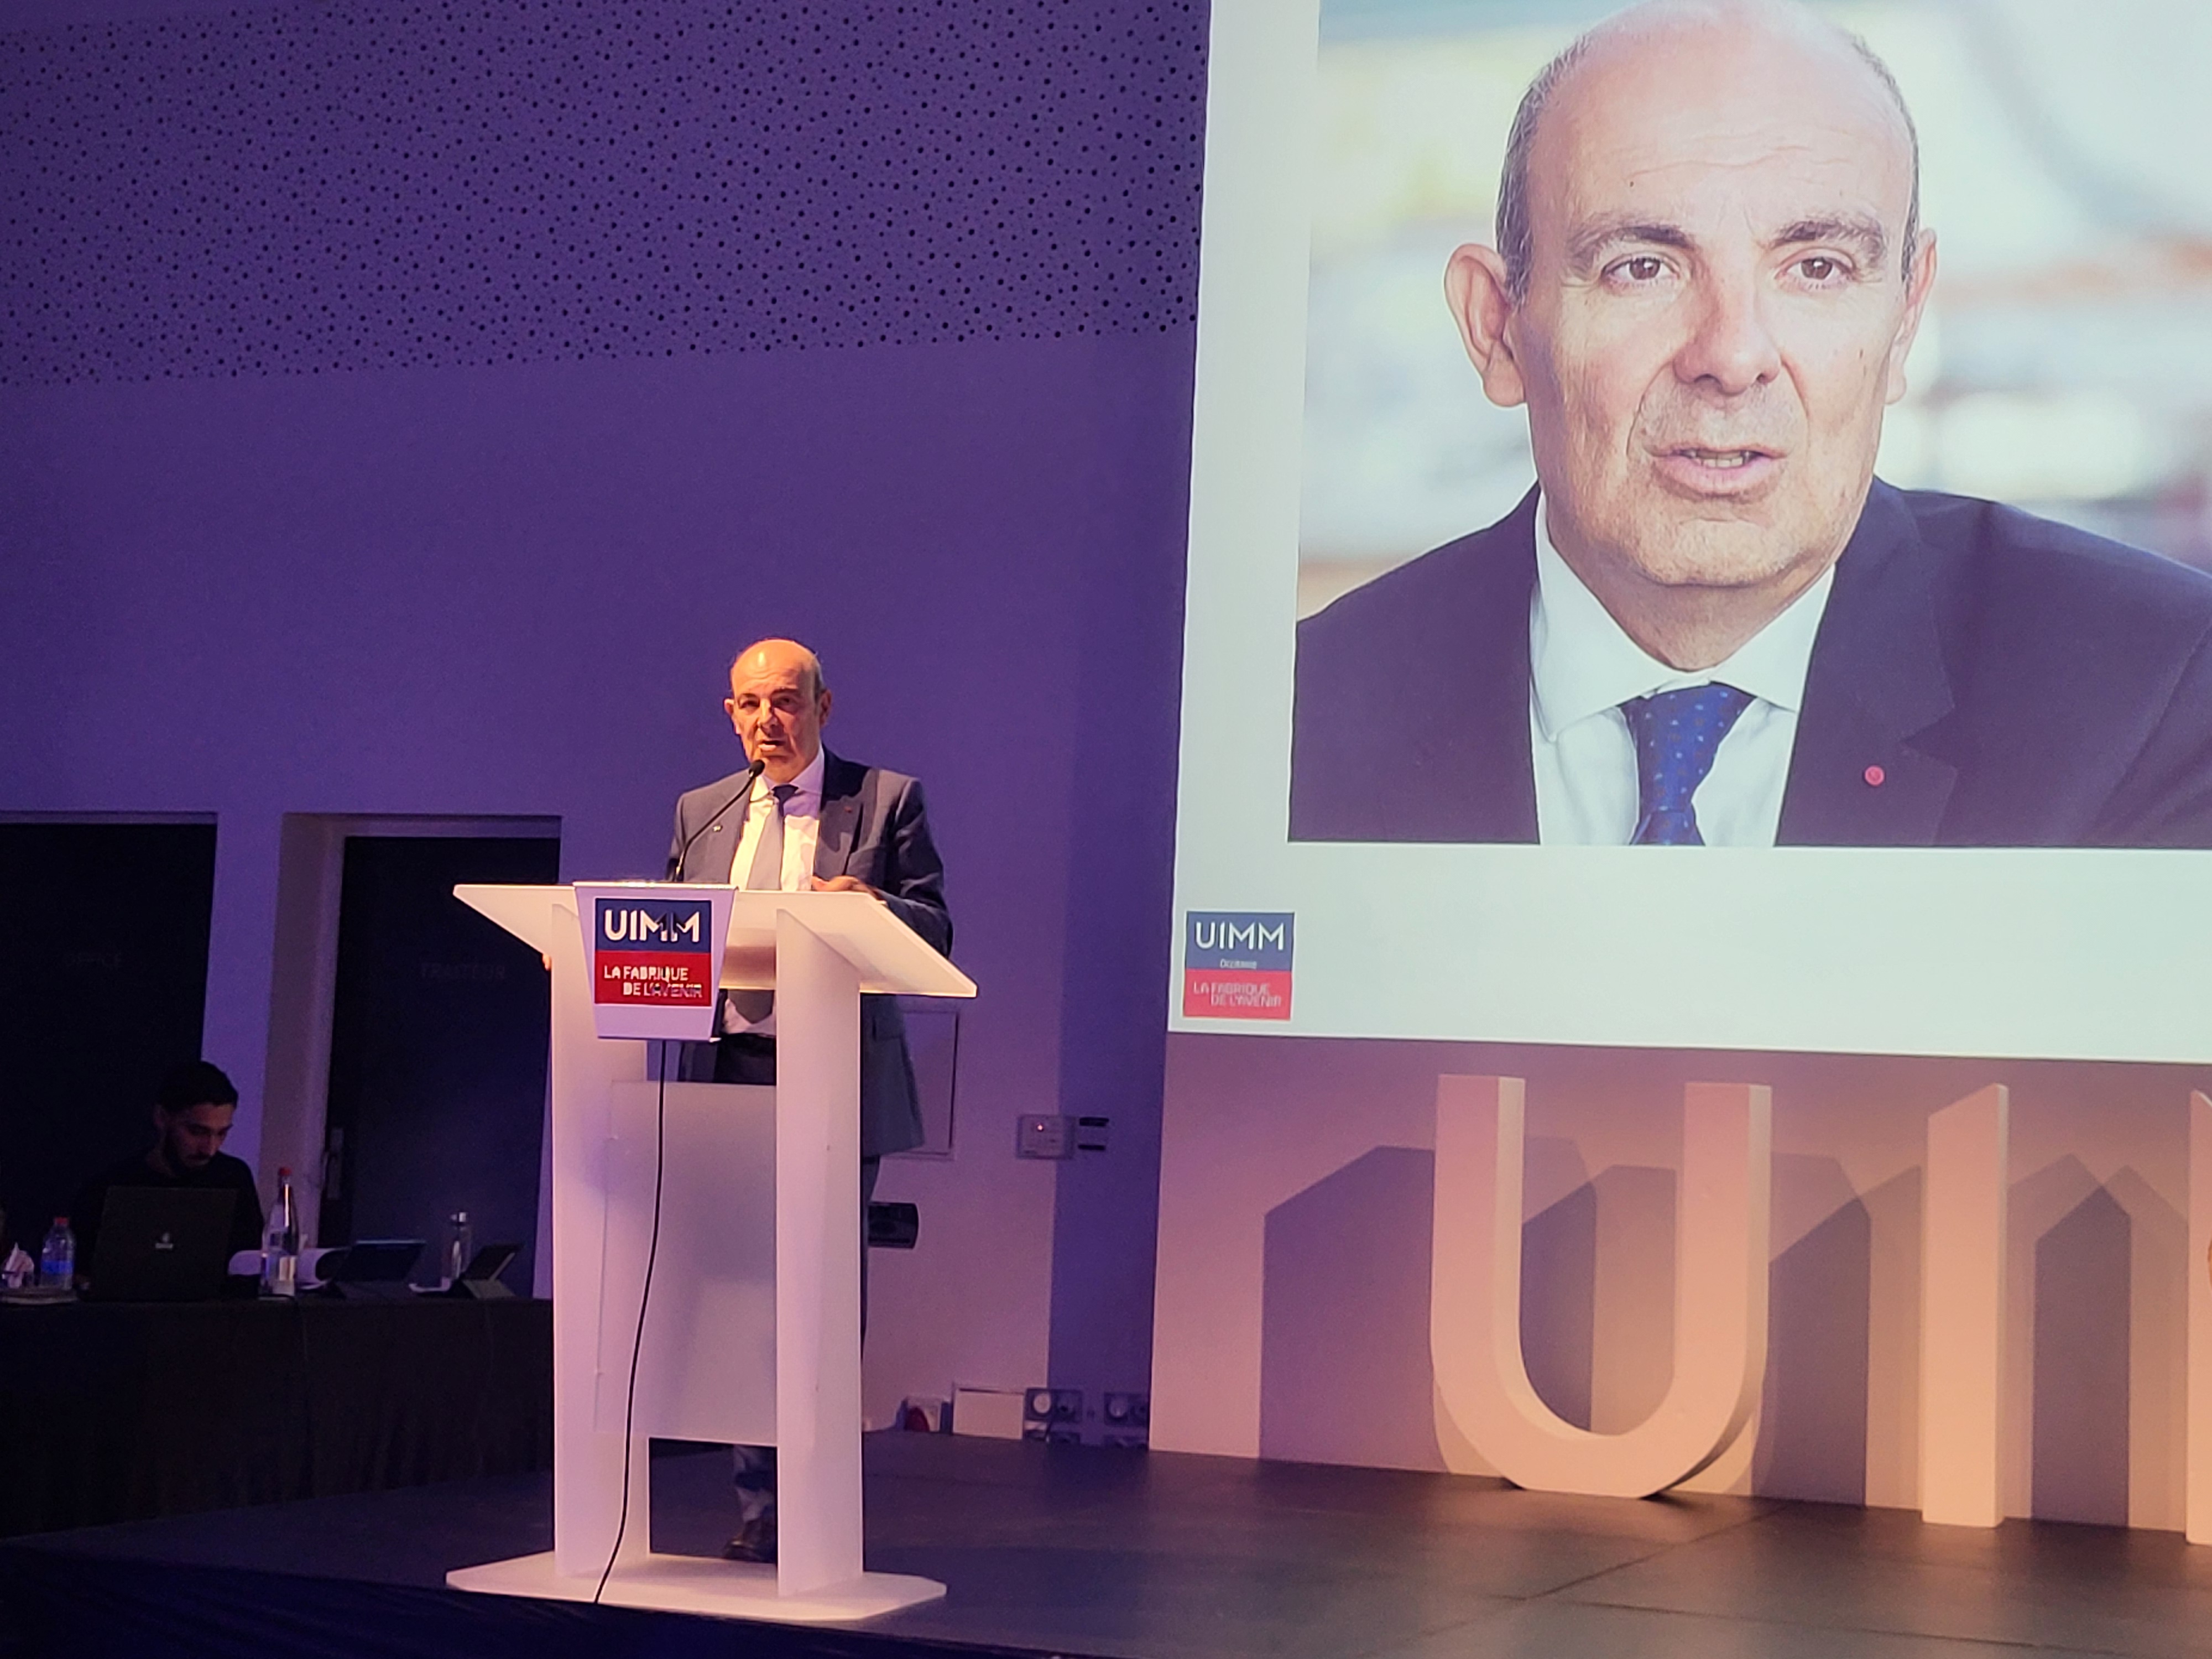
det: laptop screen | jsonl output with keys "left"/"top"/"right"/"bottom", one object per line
{"left": 87, "top": 1187, "right": 237, "bottom": 1302}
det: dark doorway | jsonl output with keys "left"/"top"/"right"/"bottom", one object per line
{"left": 0, "top": 818, "right": 218, "bottom": 1260}
{"left": 320, "top": 835, "right": 559, "bottom": 1289}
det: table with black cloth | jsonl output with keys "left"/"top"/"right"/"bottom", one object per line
{"left": 0, "top": 1296, "right": 551, "bottom": 1536}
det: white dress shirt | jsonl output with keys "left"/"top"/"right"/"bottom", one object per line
{"left": 719, "top": 745, "right": 825, "bottom": 1033}
{"left": 1528, "top": 497, "right": 1834, "bottom": 847}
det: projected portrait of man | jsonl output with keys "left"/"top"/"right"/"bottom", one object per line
{"left": 1289, "top": 0, "right": 2212, "bottom": 847}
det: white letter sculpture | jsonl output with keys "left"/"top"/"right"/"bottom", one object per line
{"left": 1430, "top": 1075, "right": 1772, "bottom": 1497}
{"left": 1919, "top": 1084, "right": 2008, "bottom": 1528}
{"left": 2188, "top": 1091, "right": 2212, "bottom": 1544}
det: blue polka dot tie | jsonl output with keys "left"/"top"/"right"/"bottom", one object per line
{"left": 1621, "top": 684, "right": 1754, "bottom": 846}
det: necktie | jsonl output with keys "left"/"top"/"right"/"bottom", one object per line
{"left": 744, "top": 782, "right": 795, "bottom": 893}
{"left": 1621, "top": 684, "right": 1754, "bottom": 846}
{"left": 726, "top": 783, "right": 797, "bottom": 1026}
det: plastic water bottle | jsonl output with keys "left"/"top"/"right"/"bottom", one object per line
{"left": 441, "top": 1209, "right": 473, "bottom": 1290}
{"left": 262, "top": 1168, "right": 299, "bottom": 1298}
{"left": 39, "top": 1217, "right": 75, "bottom": 1290}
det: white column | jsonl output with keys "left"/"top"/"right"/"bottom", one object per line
{"left": 2188, "top": 1092, "right": 2212, "bottom": 1544}
{"left": 1920, "top": 1084, "right": 2008, "bottom": 1528}
{"left": 546, "top": 899, "right": 648, "bottom": 1577}
{"left": 773, "top": 910, "right": 865, "bottom": 1598}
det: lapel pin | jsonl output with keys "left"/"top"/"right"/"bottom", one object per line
{"left": 1863, "top": 765, "right": 1885, "bottom": 787}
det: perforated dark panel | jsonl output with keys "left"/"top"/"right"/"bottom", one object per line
{"left": 0, "top": 0, "right": 1206, "bottom": 382}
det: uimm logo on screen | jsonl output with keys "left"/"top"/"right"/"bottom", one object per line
{"left": 594, "top": 898, "right": 716, "bottom": 1006}
{"left": 1183, "top": 911, "right": 1293, "bottom": 1021}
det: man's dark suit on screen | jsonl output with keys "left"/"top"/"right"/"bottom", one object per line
{"left": 1291, "top": 483, "right": 2212, "bottom": 848}
{"left": 667, "top": 749, "right": 950, "bottom": 1156}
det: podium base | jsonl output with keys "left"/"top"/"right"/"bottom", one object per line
{"left": 445, "top": 1551, "right": 947, "bottom": 1624}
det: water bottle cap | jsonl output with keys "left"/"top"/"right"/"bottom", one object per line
{"left": 278, "top": 1166, "right": 293, "bottom": 1176}
{"left": 52, "top": 1215, "right": 67, "bottom": 1226}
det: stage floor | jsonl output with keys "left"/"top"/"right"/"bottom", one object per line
{"left": 6, "top": 1433, "right": 2212, "bottom": 1657}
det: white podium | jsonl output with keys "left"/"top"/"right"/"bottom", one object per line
{"left": 444, "top": 883, "right": 975, "bottom": 1623}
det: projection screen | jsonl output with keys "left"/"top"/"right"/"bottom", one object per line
{"left": 1170, "top": 0, "right": 2212, "bottom": 1062}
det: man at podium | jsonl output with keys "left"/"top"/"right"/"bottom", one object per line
{"left": 664, "top": 635, "right": 951, "bottom": 1561}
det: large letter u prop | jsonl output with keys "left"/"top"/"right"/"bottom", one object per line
{"left": 1431, "top": 1076, "right": 1772, "bottom": 1497}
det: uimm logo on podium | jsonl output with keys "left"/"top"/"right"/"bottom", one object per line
{"left": 1183, "top": 911, "right": 1293, "bottom": 1020}
{"left": 593, "top": 898, "right": 716, "bottom": 1007}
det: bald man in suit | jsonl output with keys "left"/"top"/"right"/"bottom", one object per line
{"left": 667, "top": 638, "right": 950, "bottom": 1143}
{"left": 666, "top": 636, "right": 951, "bottom": 1561}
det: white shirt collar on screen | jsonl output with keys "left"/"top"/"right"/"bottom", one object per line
{"left": 1528, "top": 495, "right": 1833, "bottom": 742}
{"left": 1527, "top": 493, "right": 1837, "bottom": 847}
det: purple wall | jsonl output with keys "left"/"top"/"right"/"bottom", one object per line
{"left": 1, "top": 0, "right": 1203, "bottom": 379}
{"left": 1, "top": 0, "right": 1202, "bottom": 1410}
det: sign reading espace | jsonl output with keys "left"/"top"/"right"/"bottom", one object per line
{"left": 593, "top": 898, "right": 716, "bottom": 1006}
{"left": 1183, "top": 911, "right": 1293, "bottom": 1020}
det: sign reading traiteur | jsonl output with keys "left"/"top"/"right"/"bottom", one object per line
{"left": 1183, "top": 912, "right": 1292, "bottom": 1020}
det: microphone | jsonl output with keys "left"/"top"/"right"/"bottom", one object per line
{"left": 666, "top": 758, "right": 764, "bottom": 880}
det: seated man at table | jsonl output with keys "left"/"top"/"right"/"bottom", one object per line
{"left": 71, "top": 1060, "right": 266, "bottom": 1276}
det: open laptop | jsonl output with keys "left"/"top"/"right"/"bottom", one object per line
{"left": 85, "top": 1187, "right": 237, "bottom": 1302}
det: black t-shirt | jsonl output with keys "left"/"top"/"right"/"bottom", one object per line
{"left": 69, "top": 1150, "right": 267, "bottom": 1269}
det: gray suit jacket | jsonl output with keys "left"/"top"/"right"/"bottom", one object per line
{"left": 665, "top": 750, "right": 952, "bottom": 1157}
